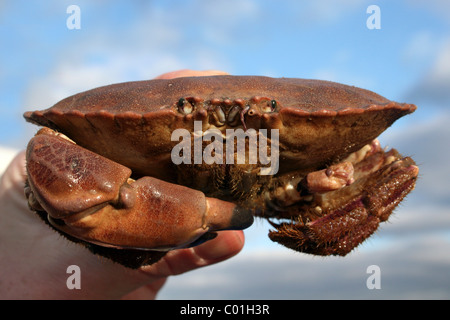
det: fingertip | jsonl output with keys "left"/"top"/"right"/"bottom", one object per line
{"left": 154, "top": 69, "right": 229, "bottom": 79}
{"left": 193, "top": 230, "right": 245, "bottom": 263}
{"left": 150, "top": 230, "right": 245, "bottom": 277}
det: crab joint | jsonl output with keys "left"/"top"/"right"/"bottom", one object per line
{"left": 52, "top": 176, "right": 254, "bottom": 250}
{"left": 306, "top": 161, "right": 355, "bottom": 193}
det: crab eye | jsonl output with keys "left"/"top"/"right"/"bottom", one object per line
{"left": 177, "top": 98, "right": 193, "bottom": 115}
{"left": 270, "top": 100, "right": 277, "bottom": 111}
{"left": 178, "top": 98, "right": 186, "bottom": 107}
{"left": 262, "top": 99, "right": 278, "bottom": 113}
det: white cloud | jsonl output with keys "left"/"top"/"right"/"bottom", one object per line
{"left": 411, "top": 0, "right": 450, "bottom": 22}
{"left": 0, "top": 146, "right": 19, "bottom": 176}
{"left": 158, "top": 232, "right": 450, "bottom": 299}
{"left": 381, "top": 111, "right": 450, "bottom": 200}
{"left": 402, "top": 31, "right": 438, "bottom": 64}
{"left": 426, "top": 40, "right": 450, "bottom": 84}
{"left": 405, "top": 38, "right": 450, "bottom": 107}
{"left": 292, "top": 0, "right": 369, "bottom": 25}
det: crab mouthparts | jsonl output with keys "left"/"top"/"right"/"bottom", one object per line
{"left": 240, "top": 105, "right": 250, "bottom": 131}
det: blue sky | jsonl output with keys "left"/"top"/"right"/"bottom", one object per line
{"left": 1, "top": 0, "right": 450, "bottom": 299}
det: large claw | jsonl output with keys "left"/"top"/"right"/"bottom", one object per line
{"left": 25, "top": 128, "right": 253, "bottom": 252}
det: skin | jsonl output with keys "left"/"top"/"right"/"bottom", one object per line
{"left": 0, "top": 69, "right": 245, "bottom": 300}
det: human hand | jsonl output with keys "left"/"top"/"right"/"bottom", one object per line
{"left": 0, "top": 69, "right": 246, "bottom": 299}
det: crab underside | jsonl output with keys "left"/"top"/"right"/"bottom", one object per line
{"left": 23, "top": 76, "right": 418, "bottom": 268}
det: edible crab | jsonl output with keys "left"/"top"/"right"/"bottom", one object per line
{"left": 23, "top": 75, "right": 418, "bottom": 268}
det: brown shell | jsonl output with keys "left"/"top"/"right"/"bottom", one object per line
{"left": 24, "top": 76, "right": 416, "bottom": 179}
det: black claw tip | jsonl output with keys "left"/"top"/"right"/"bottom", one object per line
{"left": 229, "top": 207, "right": 254, "bottom": 230}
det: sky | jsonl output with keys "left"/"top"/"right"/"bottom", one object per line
{"left": 1, "top": 0, "right": 449, "bottom": 299}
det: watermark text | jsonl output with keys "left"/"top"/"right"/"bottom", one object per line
{"left": 171, "top": 121, "right": 279, "bottom": 175}
{"left": 66, "top": 5, "right": 81, "bottom": 30}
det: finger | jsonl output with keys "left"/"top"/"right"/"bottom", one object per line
{"left": 142, "top": 230, "right": 245, "bottom": 277}
{"left": 0, "top": 151, "right": 34, "bottom": 215}
{"left": 154, "top": 69, "right": 229, "bottom": 79}
{"left": 120, "top": 278, "right": 168, "bottom": 300}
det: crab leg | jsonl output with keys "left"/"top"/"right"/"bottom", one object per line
{"left": 25, "top": 128, "right": 253, "bottom": 251}
{"left": 268, "top": 149, "right": 418, "bottom": 256}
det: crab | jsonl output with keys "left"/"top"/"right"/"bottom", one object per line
{"left": 23, "top": 75, "right": 419, "bottom": 268}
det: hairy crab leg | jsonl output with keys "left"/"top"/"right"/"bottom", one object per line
{"left": 268, "top": 149, "right": 418, "bottom": 256}
{"left": 25, "top": 128, "right": 253, "bottom": 251}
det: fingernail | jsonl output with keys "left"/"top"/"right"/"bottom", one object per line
{"left": 195, "top": 231, "right": 244, "bottom": 261}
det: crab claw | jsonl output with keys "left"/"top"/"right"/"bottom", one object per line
{"left": 268, "top": 148, "right": 418, "bottom": 256}
{"left": 25, "top": 128, "right": 253, "bottom": 252}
